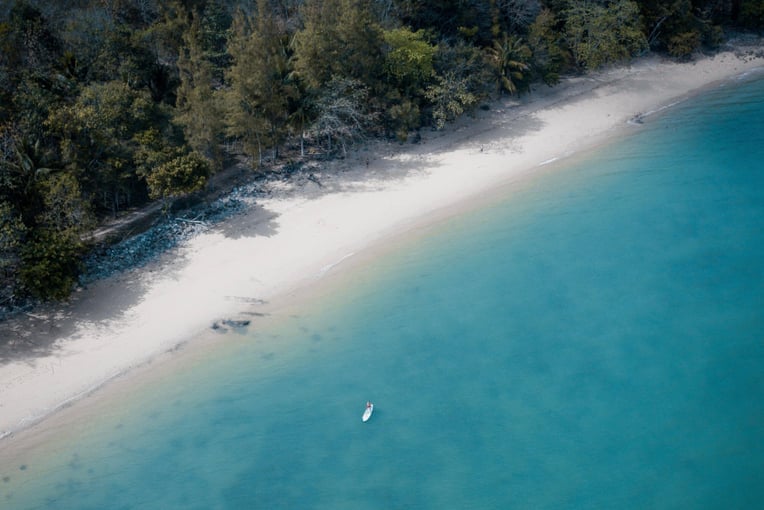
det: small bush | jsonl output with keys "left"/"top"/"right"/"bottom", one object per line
{"left": 19, "top": 229, "right": 83, "bottom": 300}
{"left": 668, "top": 31, "right": 702, "bottom": 58}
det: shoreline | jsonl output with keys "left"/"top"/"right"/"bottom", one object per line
{"left": 2, "top": 44, "right": 764, "bottom": 451}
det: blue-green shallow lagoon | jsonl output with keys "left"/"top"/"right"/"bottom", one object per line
{"left": 3, "top": 74, "right": 764, "bottom": 509}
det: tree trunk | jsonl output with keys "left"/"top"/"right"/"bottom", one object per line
{"left": 255, "top": 133, "right": 263, "bottom": 167}
{"left": 647, "top": 16, "right": 667, "bottom": 48}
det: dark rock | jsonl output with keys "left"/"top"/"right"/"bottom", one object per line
{"left": 222, "top": 319, "right": 250, "bottom": 328}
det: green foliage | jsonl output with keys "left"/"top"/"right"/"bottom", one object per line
{"left": 741, "top": 0, "right": 764, "bottom": 28}
{"left": 528, "top": 8, "right": 570, "bottom": 85}
{"left": 380, "top": 27, "right": 439, "bottom": 139}
{"left": 0, "top": 142, "right": 91, "bottom": 302}
{"left": 393, "top": 0, "right": 495, "bottom": 46}
{"left": 144, "top": 151, "right": 211, "bottom": 200}
{"left": 496, "top": 0, "right": 544, "bottom": 35}
{"left": 0, "top": 199, "right": 25, "bottom": 305}
{"left": 488, "top": 33, "right": 532, "bottom": 95}
{"left": 639, "top": 0, "right": 717, "bottom": 54}
{"left": 383, "top": 28, "right": 438, "bottom": 95}
{"left": 311, "top": 77, "right": 373, "bottom": 154}
{"left": 19, "top": 227, "right": 83, "bottom": 301}
{"left": 57, "top": 7, "right": 112, "bottom": 81}
{"left": 225, "top": 3, "right": 296, "bottom": 164}
{"left": 0, "top": 127, "right": 59, "bottom": 229}
{"left": 134, "top": 128, "right": 180, "bottom": 178}
{"left": 4, "top": 1, "right": 62, "bottom": 72}
{"left": 387, "top": 96, "right": 421, "bottom": 142}
{"left": 176, "top": 13, "right": 223, "bottom": 166}
{"left": 46, "top": 80, "right": 175, "bottom": 215}
{"left": 564, "top": 0, "right": 647, "bottom": 70}
{"left": 292, "top": 0, "right": 383, "bottom": 91}
{"left": 425, "top": 72, "right": 479, "bottom": 129}
{"left": 426, "top": 40, "right": 490, "bottom": 129}
{"left": 194, "top": 1, "right": 233, "bottom": 79}
{"left": 36, "top": 172, "right": 94, "bottom": 233}
{"left": 668, "top": 30, "right": 702, "bottom": 58}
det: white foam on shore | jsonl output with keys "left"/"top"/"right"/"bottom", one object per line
{"left": 317, "top": 252, "right": 356, "bottom": 278}
{"left": 539, "top": 157, "right": 559, "bottom": 166}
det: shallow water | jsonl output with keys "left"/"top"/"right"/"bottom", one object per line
{"left": 2, "top": 74, "right": 764, "bottom": 509}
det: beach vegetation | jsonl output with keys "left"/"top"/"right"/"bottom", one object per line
{"left": 383, "top": 27, "right": 438, "bottom": 95}
{"left": 564, "top": 0, "right": 647, "bottom": 70}
{"left": 0, "top": 202, "right": 26, "bottom": 306}
{"left": 0, "top": 0, "right": 762, "bottom": 303}
{"left": 225, "top": 2, "right": 296, "bottom": 164}
{"left": 143, "top": 151, "right": 211, "bottom": 200}
{"left": 291, "top": 0, "right": 383, "bottom": 92}
{"left": 527, "top": 8, "right": 569, "bottom": 85}
{"left": 667, "top": 30, "right": 703, "bottom": 58}
{"left": 175, "top": 8, "right": 225, "bottom": 169}
{"left": 640, "top": 0, "right": 727, "bottom": 55}
{"left": 19, "top": 226, "right": 83, "bottom": 300}
{"left": 381, "top": 27, "right": 438, "bottom": 137}
{"left": 740, "top": 0, "right": 764, "bottom": 29}
{"left": 310, "top": 77, "right": 374, "bottom": 156}
{"left": 488, "top": 33, "right": 532, "bottom": 94}
{"left": 427, "top": 40, "right": 490, "bottom": 128}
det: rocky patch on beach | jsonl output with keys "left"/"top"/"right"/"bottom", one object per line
{"left": 210, "top": 319, "right": 251, "bottom": 332}
{"left": 0, "top": 157, "right": 330, "bottom": 322}
{"left": 80, "top": 186, "right": 262, "bottom": 284}
{"left": 80, "top": 163, "right": 327, "bottom": 286}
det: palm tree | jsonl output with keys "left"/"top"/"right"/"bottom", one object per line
{"left": 488, "top": 33, "right": 532, "bottom": 95}
{"left": 0, "top": 132, "right": 57, "bottom": 206}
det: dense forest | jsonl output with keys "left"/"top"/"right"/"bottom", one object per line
{"left": 1, "top": 0, "right": 763, "bottom": 304}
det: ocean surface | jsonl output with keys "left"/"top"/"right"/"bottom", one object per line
{"left": 2, "top": 73, "right": 764, "bottom": 509}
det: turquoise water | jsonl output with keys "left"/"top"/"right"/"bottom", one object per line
{"left": 3, "top": 74, "right": 764, "bottom": 509}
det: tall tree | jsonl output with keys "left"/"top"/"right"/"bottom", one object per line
{"left": 487, "top": 33, "right": 532, "bottom": 94}
{"left": 740, "top": 0, "right": 764, "bottom": 28}
{"left": 381, "top": 26, "right": 437, "bottom": 138}
{"left": 310, "top": 77, "right": 373, "bottom": 156}
{"left": 640, "top": 0, "right": 722, "bottom": 55}
{"left": 225, "top": 2, "right": 296, "bottom": 165}
{"left": 0, "top": 200, "right": 25, "bottom": 306}
{"left": 426, "top": 40, "right": 490, "bottom": 129}
{"left": 564, "top": 0, "right": 647, "bottom": 70}
{"left": 2, "top": 1, "right": 62, "bottom": 74}
{"left": 58, "top": 5, "right": 114, "bottom": 82}
{"left": 394, "top": 0, "right": 494, "bottom": 45}
{"left": 383, "top": 27, "right": 438, "bottom": 96}
{"left": 528, "top": 8, "right": 570, "bottom": 85}
{"left": 495, "top": 0, "right": 543, "bottom": 34}
{"left": 143, "top": 151, "right": 211, "bottom": 201}
{"left": 176, "top": 10, "right": 224, "bottom": 167}
{"left": 0, "top": 123, "right": 92, "bottom": 301}
{"left": 46, "top": 81, "right": 173, "bottom": 215}
{"left": 292, "top": 0, "right": 383, "bottom": 91}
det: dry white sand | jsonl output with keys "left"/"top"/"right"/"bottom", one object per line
{"left": 1, "top": 45, "right": 763, "bottom": 444}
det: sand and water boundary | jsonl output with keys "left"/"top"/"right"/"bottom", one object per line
{"left": 1, "top": 41, "right": 763, "bottom": 455}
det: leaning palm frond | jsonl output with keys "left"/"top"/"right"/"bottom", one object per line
{"left": 488, "top": 33, "right": 532, "bottom": 95}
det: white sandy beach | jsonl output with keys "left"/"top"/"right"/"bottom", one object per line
{"left": 1, "top": 43, "right": 763, "bottom": 447}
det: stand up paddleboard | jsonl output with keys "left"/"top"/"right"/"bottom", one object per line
{"left": 362, "top": 401, "right": 374, "bottom": 422}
